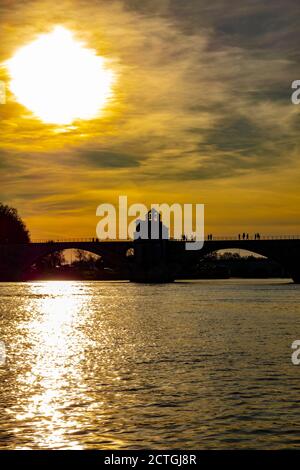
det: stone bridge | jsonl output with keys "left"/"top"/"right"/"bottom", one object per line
{"left": 0, "top": 237, "right": 300, "bottom": 282}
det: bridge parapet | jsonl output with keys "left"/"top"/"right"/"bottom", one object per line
{"left": 28, "top": 235, "right": 300, "bottom": 243}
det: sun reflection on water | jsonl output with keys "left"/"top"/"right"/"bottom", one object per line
{"left": 14, "top": 282, "right": 93, "bottom": 449}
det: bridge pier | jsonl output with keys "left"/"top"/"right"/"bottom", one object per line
{"left": 277, "top": 254, "right": 300, "bottom": 284}
{"left": 286, "top": 266, "right": 300, "bottom": 284}
{"left": 130, "top": 239, "right": 174, "bottom": 283}
{"left": 291, "top": 274, "right": 300, "bottom": 284}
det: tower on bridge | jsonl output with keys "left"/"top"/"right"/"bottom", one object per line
{"left": 131, "top": 209, "right": 173, "bottom": 283}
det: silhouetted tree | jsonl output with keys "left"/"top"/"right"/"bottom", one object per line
{"left": 33, "top": 251, "right": 66, "bottom": 271}
{"left": 0, "top": 203, "right": 30, "bottom": 243}
{"left": 203, "top": 251, "right": 218, "bottom": 261}
{"left": 72, "top": 250, "right": 98, "bottom": 267}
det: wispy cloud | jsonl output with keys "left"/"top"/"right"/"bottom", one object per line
{"left": 0, "top": 0, "right": 300, "bottom": 235}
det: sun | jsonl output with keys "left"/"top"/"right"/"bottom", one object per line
{"left": 6, "top": 26, "right": 115, "bottom": 125}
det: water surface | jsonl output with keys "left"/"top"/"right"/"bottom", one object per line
{"left": 0, "top": 279, "right": 299, "bottom": 449}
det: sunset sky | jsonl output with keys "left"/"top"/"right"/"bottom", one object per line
{"left": 1, "top": 0, "right": 300, "bottom": 239}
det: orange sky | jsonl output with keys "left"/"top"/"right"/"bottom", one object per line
{"left": 1, "top": 0, "right": 300, "bottom": 239}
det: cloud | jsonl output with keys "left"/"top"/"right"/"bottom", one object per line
{"left": 0, "top": 0, "right": 300, "bottom": 234}
{"left": 78, "top": 149, "right": 141, "bottom": 168}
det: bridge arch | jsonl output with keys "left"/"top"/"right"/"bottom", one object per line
{"left": 194, "top": 240, "right": 300, "bottom": 282}
{"left": 201, "top": 247, "right": 285, "bottom": 279}
{"left": 19, "top": 241, "right": 133, "bottom": 275}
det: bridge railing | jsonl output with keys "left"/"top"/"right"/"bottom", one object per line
{"left": 201, "top": 235, "right": 300, "bottom": 241}
{"left": 28, "top": 235, "right": 300, "bottom": 243}
{"left": 30, "top": 238, "right": 107, "bottom": 244}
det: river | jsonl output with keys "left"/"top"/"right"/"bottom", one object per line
{"left": 0, "top": 279, "right": 299, "bottom": 449}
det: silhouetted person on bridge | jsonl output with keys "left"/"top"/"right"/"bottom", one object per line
{"left": 242, "top": 233, "right": 245, "bottom": 240}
